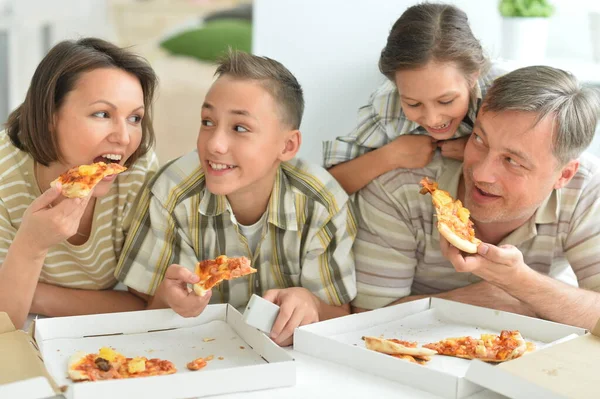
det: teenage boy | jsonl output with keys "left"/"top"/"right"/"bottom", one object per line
{"left": 116, "top": 50, "right": 357, "bottom": 346}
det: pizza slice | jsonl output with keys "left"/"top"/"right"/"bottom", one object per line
{"left": 67, "top": 347, "right": 177, "bottom": 381}
{"left": 420, "top": 177, "right": 481, "bottom": 253}
{"left": 51, "top": 162, "right": 127, "bottom": 198}
{"left": 68, "top": 347, "right": 126, "bottom": 381}
{"left": 193, "top": 255, "right": 257, "bottom": 296}
{"left": 423, "top": 330, "right": 528, "bottom": 363}
{"left": 363, "top": 336, "right": 437, "bottom": 361}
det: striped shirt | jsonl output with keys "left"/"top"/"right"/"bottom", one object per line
{"left": 352, "top": 152, "right": 600, "bottom": 310}
{"left": 322, "top": 67, "right": 502, "bottom": 168}
{"left": 0, "top": 130, "right": 159, "bottom": 289}
{"left": 115, "top": 150, "right": 358, "bottom": 310}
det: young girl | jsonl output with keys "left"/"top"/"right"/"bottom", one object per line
{"left": 324, "top": 3, "right": 502, "bottom": 194}
{"left": 0, "top": 38, "right": 159, "bottom": 328}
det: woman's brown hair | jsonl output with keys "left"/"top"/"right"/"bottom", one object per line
{"left": 5, "top": 37, "right": 158, "bottom": 166}
{"left": 379, "top": 3, "right": 490, "bottom": 85}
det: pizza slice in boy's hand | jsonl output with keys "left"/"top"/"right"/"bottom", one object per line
{"left": 419, "top": 177, "right": 481, "bottom": 253}
{"left": 193, "top": 255, "right": 257, "bottom": 296}
{"left": 51, "top": 162, "right": 127, "bottom": 198}
{"left": 423, "top": 330, "right": 528, "bottom": 362}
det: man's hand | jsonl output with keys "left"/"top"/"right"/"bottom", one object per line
{"left": 440, "top": 236, "right": 532, "bottom": 289}
{"left": 151, "top": 264, "right": 212, "bottom": 317}
{"left": 386, "top": 134, "right": 437, "bottom": 169}
{"left": 437, "top": 136, "right": 469, "bottom": 161}
{"left": 263, "top": 287, "right": 320, "bottom": 347}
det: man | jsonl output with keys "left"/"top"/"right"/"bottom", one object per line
{"left": 352, "top": 65, "right": 600, "bottom": 329}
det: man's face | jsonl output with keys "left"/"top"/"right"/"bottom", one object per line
{"left": 462, "top": 108, "right": 575, "bottom": 225}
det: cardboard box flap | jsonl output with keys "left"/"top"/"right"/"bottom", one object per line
{"left": 466, "top": 332, "right": 600, "bottom": 399}
{"left": 0, "top": 312, "right": 61, "bottom": 393}
{"left": 592, "top": 318, "right": 600, "bottom": 337}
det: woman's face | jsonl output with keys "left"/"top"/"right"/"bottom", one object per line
{"left": 395, "top": 61, "right": 475, "bottom": 140}
{"left": 52, "top": 67, "right": 145, "bottom": 197}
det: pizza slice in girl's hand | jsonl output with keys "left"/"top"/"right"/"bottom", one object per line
{"left": 193, "top": 255, "right": 257, "bottom": 296}
{"left": 51, "top": 162, "right": 127, "bottom": 198}
{"left": 420, "top": 177, "right": 481, "bottom": 253}
{"left": 423, "top": 330, "right": 528, "bottom": 363}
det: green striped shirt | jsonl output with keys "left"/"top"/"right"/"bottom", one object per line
{"left": 115, "top": 150, "right": 358, "bottom": 309}
{"left": 322, "top": 67, "right": 502, "bottom": 168}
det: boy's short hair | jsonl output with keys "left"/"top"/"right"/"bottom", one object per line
{"left": 215, "top": 49, "right": 304, "bottom": 130}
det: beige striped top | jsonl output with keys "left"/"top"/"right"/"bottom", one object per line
{"left": 353, "top": 152, "right": 600, "bottom": 310}
{"left": 0, "top": 130, "right": 159, "bottom": 289}
{"left": 115, "top": 150, "right": 358, "bottom": 310}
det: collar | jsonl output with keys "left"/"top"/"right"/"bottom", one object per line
{"left": 198, "top": 165, "right": 299, "bottom": 231}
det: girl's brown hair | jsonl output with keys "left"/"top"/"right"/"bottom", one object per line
{"left": 6, "top": 37, "right": 158, "bottom": 166}
{"left": 379, "top": 3, "right": 490, "bottom": 85}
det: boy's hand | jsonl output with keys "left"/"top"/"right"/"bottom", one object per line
{"left": 438, "top": 136, "right": 469, "bottom": 161}
{"left": 153, "top": 264, "right": 212, "bottom": 317}
{"left": 387, "top": 134, "right": 437, "bottom": 169}
{"left": 263, "top": 287, "right": 320, "bottom": 346}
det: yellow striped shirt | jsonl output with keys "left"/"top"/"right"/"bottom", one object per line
{"left": 0, "top": 131, "right": 159, "bottom": 289}
{"left": 115, "top": 150, "right": 357, "bottom": 309}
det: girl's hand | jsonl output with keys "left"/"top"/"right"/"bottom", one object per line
{"left": 16, "top": 183, "right": 92, "bottom": 255}
{"left": 387, "top": 134, "right": 438, "bottom": 169}
{"left": 438, "top": 136, "right": 469, "bottom": 161}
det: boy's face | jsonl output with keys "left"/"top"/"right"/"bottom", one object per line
{"left": 197, "top": 75, "right": 298, "bottom": 198}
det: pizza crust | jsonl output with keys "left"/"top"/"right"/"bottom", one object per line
{"left": 363, "top": 336, "right": 437, "bottom": 357}
{"left": 438, "top": 222, "right": 479, "bottom": 254}
{"left": 192, "top": 283, "right": 209, "bottom": 297}
{"left": 67, "top": 351, "right": 91, "bottom": 381}
{"left": 51, "top": 181, "right": 92, "bottom": 199}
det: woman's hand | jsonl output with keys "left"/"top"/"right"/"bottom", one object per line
{"left": 15, "top": 183, "right": 92, "bottom": 255}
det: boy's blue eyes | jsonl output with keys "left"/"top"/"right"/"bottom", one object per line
{"left": 201, "top": 120, "right": 249, "bottom": 133}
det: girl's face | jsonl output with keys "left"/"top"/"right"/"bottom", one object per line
{"left": 52, "top": 67, "right": 145, "bottom": 197}
{"left": 395, "top": 61, "right": 476, "bottom": 140}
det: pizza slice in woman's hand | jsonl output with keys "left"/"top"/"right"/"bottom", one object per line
{"left": 193, "top": 255, "right": 257, "bottom": 296}
{"left": 51, "top": 162, "right": 127, "bottom": 198}
{"left": 420, "top": 177, "right": 481, "bottom": 253}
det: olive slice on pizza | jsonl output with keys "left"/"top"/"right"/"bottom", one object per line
{"left": 193, "top": 255, "right": 257, "bottom": 296}
{"left": 420, "top": 177, "right": 481, "bottom": 253}
{"left": 51, "top": 162, "right": 127, "bottom": 198}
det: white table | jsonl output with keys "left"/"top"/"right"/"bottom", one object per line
{"left": 217, "top": 349, "right": 507, "bottom": 399}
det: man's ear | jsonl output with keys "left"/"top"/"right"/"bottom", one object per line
{"left": 554, "top": 159, "right": 579, "bottom": 190}
{"left": 279, "top": 130, "right": 301, "bottom": 162}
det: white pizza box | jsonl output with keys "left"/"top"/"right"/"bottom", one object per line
{"left": 293, "top": 298, "right": 587, "bottom": 399}
{"left": 0, "top": 304, "right": 295, "bottom": 399}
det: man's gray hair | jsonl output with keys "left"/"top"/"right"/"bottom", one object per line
{"left": 483, "top": 66, "right": 600, "bottom": 165}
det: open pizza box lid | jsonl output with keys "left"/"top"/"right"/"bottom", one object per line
{"left": 0, "top": 312, "right": 61, "bottom": 398}
{"left": 464, "top": 318, "right": 600, "bottom": 399}
{"left": 0, "top": 304, "right": 295, "bottom": 399}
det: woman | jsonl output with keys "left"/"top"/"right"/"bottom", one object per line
{"left": 0, "top": 38, "right": 159, "bottom": 328}
{"left": 324, "top": 3, "right": 502, "bottom": 194}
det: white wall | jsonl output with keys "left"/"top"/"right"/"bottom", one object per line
{"left": 253, "top": 0, "right": 600, "bottom": 165}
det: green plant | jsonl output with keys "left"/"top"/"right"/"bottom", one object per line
{"left": 499, "top": 0, "right": 555, "bottom": 17}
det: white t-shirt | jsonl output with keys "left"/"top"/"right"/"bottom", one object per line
{"left": 238, "top": 212, "right": 267, "bottom": 255}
